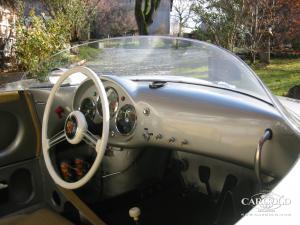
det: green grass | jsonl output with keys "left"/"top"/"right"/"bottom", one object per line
{"left": 251, "top": 59, "right": 300, "bottom": 96}
{"left": 173, "top": 66, "right": 208, "bottom": 78}
{"left": 78, "top": 46, "right": 101, "bottom": 61}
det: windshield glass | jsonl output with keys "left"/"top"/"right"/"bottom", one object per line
{"left": 39, "top": 36, "right": 271, "bottom": 102}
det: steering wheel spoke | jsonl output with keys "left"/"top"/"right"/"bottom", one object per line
{"left": 48, "top": 130, "right": 66, "bottom": 149}
{"left": 83, "top": 130, "right": 100, "bottom": 150}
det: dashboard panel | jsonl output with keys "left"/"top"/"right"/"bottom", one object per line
{"left": 29, "top": 74, "right": 300, "bottom": 180}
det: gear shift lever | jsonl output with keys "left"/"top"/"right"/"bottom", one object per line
{"left": 129, "top": 207, "right": 141, "bottom": 225}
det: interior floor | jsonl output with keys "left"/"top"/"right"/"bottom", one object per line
{"left": 89, "top": 167, "right": 240, "bottom": 225}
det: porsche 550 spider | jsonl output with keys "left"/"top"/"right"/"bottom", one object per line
{"left": 0, "top": 36, "right": 299, "bottom": 225}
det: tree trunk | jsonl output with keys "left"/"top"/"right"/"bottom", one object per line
{"left": 178, "top": 22, "right": 182, "bottom": 37}
{"left": 135, "top": 0, "right": 148, "bottom": 35}
{"left": 250, "top": 51, "right": 256, "bottom": 64}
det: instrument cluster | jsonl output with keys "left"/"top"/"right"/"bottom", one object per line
{"left": 73, "top": 79, "right": 137, "bottom": 137}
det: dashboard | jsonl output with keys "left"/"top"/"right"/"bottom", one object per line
{"left": 31, "top": 75, "right": 300, "bottom": 179}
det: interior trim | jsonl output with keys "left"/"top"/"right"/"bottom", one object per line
{"left": 0, "top": 91, "right": 19, "bottom": 104}
{"left": 57, "top": 186, "right": 107, "bottom": 225}
{"left": 24, "top": 91, "right": 42, "bottom": 157}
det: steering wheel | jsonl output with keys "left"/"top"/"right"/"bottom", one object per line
{"left": 42, "top": 67, "right": 110, "bottom": 189}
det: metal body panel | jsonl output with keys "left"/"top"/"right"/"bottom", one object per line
{"left": 29, "top": 75, "right": 300, "bottom": 179}
{"left": 106, "top": 76, "right": 299, "bottom": 178}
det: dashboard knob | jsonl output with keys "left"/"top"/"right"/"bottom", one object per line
{"left": 143, "top": 107, "right": 150, "bottom": 116}
{"left": 129, "top": 207, "right": 141, "bottom": 221}
{"left": 169, "top": 137, "right": 176, "bottom": 143}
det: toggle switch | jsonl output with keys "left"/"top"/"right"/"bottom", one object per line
{"left": 143, "top": 128, "right": 153, "bottom": 142}
{"left": 155, "top": 133, "right": 163, "bottom": 140}
{"left": 168, "top": 137, "right": 176, "bottom": 143}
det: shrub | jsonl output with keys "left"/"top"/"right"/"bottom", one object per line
{"left": 15, "top": 10, "right": 71, "bottom": 80}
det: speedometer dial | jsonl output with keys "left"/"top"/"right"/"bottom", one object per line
{"left": 97, "top": 87, "right": 119, "bottom": 117}
{"left": 116, "top": 105, "right": 136, "bottom": 135}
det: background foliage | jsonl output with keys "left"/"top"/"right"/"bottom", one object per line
{"left": 15, "top": 9, "right": 71, "bottom": 79}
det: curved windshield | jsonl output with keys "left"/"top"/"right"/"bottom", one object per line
{"left": 41, "top": 36, "right": 271, "bottom": 102}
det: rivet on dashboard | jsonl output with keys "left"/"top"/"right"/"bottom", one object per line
{"left": 143, "top": 107, "right": 150, "bottom": 116}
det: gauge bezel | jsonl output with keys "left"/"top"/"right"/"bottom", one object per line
{"left": 79, "top": 97, "right": 96, "bottom": 120}
{"left": 97, "top": 86, "right": 119, "bottom": 118}
{"left": 115, "top": 104, "right": 137, "bottom": 136}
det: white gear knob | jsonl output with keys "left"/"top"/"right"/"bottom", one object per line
{"left": 129, "top": 207, "right": 141, "bottom": 221}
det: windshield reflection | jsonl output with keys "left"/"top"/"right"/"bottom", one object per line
{"left": 36, "top": 36, "right": 271, "bottom": 102}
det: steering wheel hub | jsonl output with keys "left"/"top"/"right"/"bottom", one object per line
{"left": 64, "top": 111, "right": 87, "bottom": 145}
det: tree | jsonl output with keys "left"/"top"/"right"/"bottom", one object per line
{"left": 192, "top": 0, "right": 284, "bottom": 63}
{"left": 241, "top": 0, "right": 280, "bottom": 63}
{"left": 171, "top": 0, "right": 193, "bottom": 36}
{"left": 134, "top": 0, "right": 161, "bottom": 35}
{"left": 42, "top": 0, "right": 101, "bottom": 41}
{"left": 275, "top": 0, "right": 300, "bottom": 50}
{"left": 0, "top": 0, "right": 18, "bottom": 69}
{"left": 192, "top": 0, "right": 247, "bottom": 51}
{"left": 93, "top": 0, "right": 137, "bottom": 38}
{"left": 15, "top": 9, "right": 71, "bottom": 79}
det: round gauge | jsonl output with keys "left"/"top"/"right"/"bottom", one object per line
{"left": 116, "top": 105, "right": 137, "bottom": 135}
{"left": 79, "top": 98, "right": 96, "bottom": 120}
{"left": 97, "top": 87, "right": 119, "bottom": 117}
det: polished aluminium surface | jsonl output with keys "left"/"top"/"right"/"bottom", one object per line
{"left": 30, "top": 74, "right": 300, "bottom": 179}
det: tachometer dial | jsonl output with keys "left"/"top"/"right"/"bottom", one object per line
{"left": 79, "top": 98, "right": 96, "bottom": 120}
{"left": 116, "top": 105, "right": 136, "bottom": 135}
{"left": 97, "top": 87, "right": 119, "bottom": 117}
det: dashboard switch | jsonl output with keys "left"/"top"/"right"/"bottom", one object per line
{"left": 55, "top": 106, "right": 65, "bottom": 119}
{"left": 143, "top": 128, "right": 153, "bottom": 142}
{"left": 168, "top": 137, "right": 176, "bottom": 143}
{"left": 155, "top": 134, "right": 163, "bottom": 140}
{"left": 143, "top": 107, "right": 150, "bottom": 116}
{"left": 181, "top": 139, "right": 188, "bottom": 145}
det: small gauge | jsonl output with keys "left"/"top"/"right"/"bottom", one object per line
{"left": 79, "top": 98, "right": 96, "bottom": 120}
{"left": 116, "top": 105, "right": 137, "bottom": 135}
{"left": 97, "top": 87, "right": 119, "bottom": 117}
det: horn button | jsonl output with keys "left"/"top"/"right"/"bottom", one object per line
{"left": 64, "top": 111, "right": 87, "bottom": 144}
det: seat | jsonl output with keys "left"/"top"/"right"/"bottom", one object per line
{"left": 0, "top": 208, "right": 74, "bottom": 225}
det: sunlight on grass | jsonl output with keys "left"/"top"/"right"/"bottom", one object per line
{"left": 173, "top": 66, "right": 208, "bottom": 78}
{"left": 78, "top": 46, "right": 101, "bottom": 61}
{"left": 251, "top": 59, "right": 300, "bottom": 96}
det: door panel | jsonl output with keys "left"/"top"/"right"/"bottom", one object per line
{"left": 0, "top": 90, "right": 43, "bottom": 216}
{"left": 0, "top": 91, "right": 40, "bottom": 167}
{"left": 0, "top": 159, "right": 44, "bottom": 216}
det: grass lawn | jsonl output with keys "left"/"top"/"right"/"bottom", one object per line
{"left": 251, "top": 59, "right": 300, "bottom": 96}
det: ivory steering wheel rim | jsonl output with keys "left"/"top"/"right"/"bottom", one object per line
{"left": 42, "top": 66, "right": 110, "bottom": 189}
